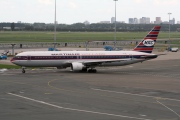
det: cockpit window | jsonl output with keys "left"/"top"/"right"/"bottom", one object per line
{"left": 14, "top": 56, "right": 22, "bottom": 59}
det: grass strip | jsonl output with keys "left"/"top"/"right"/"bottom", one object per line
{"left": 0, "top": 64, "right": 21, "bottom": 69}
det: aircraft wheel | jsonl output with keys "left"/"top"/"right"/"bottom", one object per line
{"left": 88, "top": 69, "right": 97, "bottom": 73}
{"left": 81, "top": 68, "right": 88, "bottom": 72}
{"left": 93, "top": 69, "right": 97, "bottom": 73}
{"left": 22, "top": 69, "right": 25, "bottom": 73}
{"left": 88, "top": 69, "right": 92, "bottom": 73}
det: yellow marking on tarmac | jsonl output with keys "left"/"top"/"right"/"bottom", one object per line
{"left": 1, "top": 79, "right": 180, "bottom": 108}
{"left": 48, "top": 79, "right": 65, "bottom": 91}
{"left": 0, "top": 80, "right": 51, "bottom": 93}
{"left": 48, "top": 79, "right": 82, "bottom": 93}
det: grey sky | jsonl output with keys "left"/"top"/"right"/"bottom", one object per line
{"left": 0, "top": 0, "right": 179, "bottom": 24}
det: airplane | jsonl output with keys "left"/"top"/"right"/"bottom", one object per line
{"left": 11, "top": 26, "right": 161, "bottom": 73}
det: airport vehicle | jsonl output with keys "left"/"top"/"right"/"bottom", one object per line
{"left": 0, "top": 51, "right": 9, "bottom": 60}
{"left": 104, "top": 46, "right": 123, "bottom": 51}
{"left": 11, "top": 26, "right": 161, "bottom": 73}
{"left": 171, "top": 47, "right": 179, "bottom": 52}
{"left": 0, "top": 55, "right": 7, "bottom": 60}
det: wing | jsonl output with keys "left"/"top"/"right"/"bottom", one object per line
{"left": 81, "top": 59, "right": 130, "bottom": 66}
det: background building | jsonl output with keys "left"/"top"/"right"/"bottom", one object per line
{"left": 99, "top": 21, "right": 110, "bottom": 24}
{"left": 154, "top": 17, "right": 162, "bottom": 24}
{"left": 139, "top": 17, "right": 150, "bottom": 24}
{"left": 129, "top": 18, "right": 139, "bottom": 24}
{"left": 129, "top": 18, "right": 134, "bottom": 24}
{"left": 170, "top": 18, "right": 175, "bottom": 25}
{"left": 134, "top": 18, "right": 138, "bottom": 24}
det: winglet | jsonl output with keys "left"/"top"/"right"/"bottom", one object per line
{"left": 133, "top": 26, "right": 161, "bottom": 53}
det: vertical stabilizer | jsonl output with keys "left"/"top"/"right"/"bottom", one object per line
{"left": 133, "top": 26, "right": 161, "bottom": 53}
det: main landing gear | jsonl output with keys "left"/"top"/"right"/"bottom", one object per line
{"left": 22, "top": 67, "right": 26, "bottom": 73}
{"left": 81, "top": 68, "right": 88, "bottom": 72}
{"left": 81, "top": 68, "right": 97, "bottom": 73}
{"left": 88, "top": 69, "right": 97, "bottom": 73}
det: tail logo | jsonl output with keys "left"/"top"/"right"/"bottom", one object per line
{"left": 143, "top": 39, "right": 155, "bottom": 46}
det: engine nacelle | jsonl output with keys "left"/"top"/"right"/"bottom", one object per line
{"left": 71, "top": 62, "right": 85, "bottom": 71}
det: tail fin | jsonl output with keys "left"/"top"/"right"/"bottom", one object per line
{"left": 133, "top": 26, "right": 161, "bottom": 53}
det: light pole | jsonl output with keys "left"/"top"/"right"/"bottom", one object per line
{"left": 168, "top": 13, "right": 172, "bottom": 51}
{"left": 114, "top": 0, "right": 118, "bottom": 49}
{"left": 54, "top": 0, "right": 57, "bottom": 49}
{"left": 11, "top": 44, "right": 16, "bottom": 56}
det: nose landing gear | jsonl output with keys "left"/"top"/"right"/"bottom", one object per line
{"left": 22, "top": 67, "right": 26, "bottom": 73}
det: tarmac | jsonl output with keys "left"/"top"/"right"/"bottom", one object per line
{"left": 0, "top": 50, "right": 180, "bottom": 120}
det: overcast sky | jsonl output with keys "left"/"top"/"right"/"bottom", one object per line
{"left": 0, "top": 0, "right": 179, "bottom": 24}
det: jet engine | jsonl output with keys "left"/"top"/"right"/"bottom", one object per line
{"left": 71, "top": 62, "right": 85, "bottom": 71}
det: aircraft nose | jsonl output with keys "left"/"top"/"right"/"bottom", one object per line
{"left": 10, "top": 57, "right": 15, "bottom": 63}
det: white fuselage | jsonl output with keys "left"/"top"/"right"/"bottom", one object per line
{"left": 11, "top": 51, "right": 157, "bottom": 68}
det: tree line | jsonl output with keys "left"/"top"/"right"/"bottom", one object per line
{"left": 0, "top": 22, "right": 180, "bottom": 32}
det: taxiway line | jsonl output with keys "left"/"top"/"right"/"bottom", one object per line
{"left": 8, "top": 92, "right": 151, "bottom": 120}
